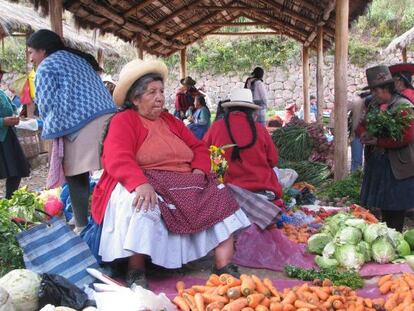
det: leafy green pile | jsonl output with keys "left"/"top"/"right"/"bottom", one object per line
{"left": 272, "top": 126, "right": 313, "bottom": 162}
{"left": 0, "top": 202, "right": 23, "bottom": 277}
{"left": 318, "top": 170, "right": 363, "bottom": 204}
{"left": 278, "top": 160, "right": 331, "bottom": 187}
{"left": 284, "top": 265, "right": 364, "bottom": 289}
{"left": 365, "top": 103, "right": 414, "bottom": 141}
{"left": 0, "top": 187, "right": 44, "bottom": 276}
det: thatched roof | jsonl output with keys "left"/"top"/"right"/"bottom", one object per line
{"left": 0, "top": 0, "right": 119, "bottom": 56}
{"left": 385, "top": 26, "right": 414, "bottom": 54}
{"left": 11, "top": 0, "right": 372, "bottom": 57}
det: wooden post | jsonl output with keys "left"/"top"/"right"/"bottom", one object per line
{"left": 97, "top": 48, "right": 104, "bottom": 71}
{"left": 402, "top": 47, "right": 408, "bottom": 62}
{"left": 136, "top": 34, "right": 144, "bottom": 60}
{"left": 334, "top": 0, "right": 349, "bottom": 180}
{"left": 180, "top": 47, "right": 187, "bottom": 79}
{"left": 302, "top": 45, "right": 310, "bottom": 122}
{"left": 316, "top": 26, "right": 324, "bottom": 125}
{"left": 49, "top": 0, "right": 63, "bottom": 37}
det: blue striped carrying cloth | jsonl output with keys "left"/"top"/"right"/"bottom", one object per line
{"left": 16, "top": 217, "right": 99, "bottom": 288}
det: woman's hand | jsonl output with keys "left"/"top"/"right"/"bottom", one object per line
{"left": 132, "top": 183, "right": 157, "bottom": 212}
{"left": 192, "top": 169, "right": 205, "bottom": 176}
{"left": 3, "top": 116, "right": 20, "bottom": 127}
{"left": 360, "top": 132, "right": 378, "bottom": 145}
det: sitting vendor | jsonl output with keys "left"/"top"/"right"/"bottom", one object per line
{"left": 91, "top": 60, "right": 250, "bottom": 288}
{"left": 204, "top": 88, "right": 282, "bottom": 228}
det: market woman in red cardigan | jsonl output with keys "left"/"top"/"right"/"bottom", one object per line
{"left": 357, "top": 65, "right": 414, "bottom": 231}
{"left": 389, "top": 63, "right": 414, "bottom": 103}
{"left": 91, "top": 60, "right": 249, "bottom": 288}
{"left": 204, "top": 89, "right": 283, "bottom": 229}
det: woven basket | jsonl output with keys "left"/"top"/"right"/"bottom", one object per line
{"left": 16, "top": 128, "right": 40, "bottom": 159}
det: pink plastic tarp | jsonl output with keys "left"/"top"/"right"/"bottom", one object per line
{"left": 233, "top": 225, "right": 412, "bottom": 277}
{"left": 148, "top": 275, "right": 384, "bottom": 300}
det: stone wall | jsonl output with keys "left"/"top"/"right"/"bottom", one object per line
{"left": 164, "top": 50, "right": 414, "bottom": 112}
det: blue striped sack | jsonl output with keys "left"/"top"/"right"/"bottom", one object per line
{"left": 16, "top": 217, "right": 99, "bottom": 288}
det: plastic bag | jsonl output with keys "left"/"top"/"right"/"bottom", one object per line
{"left": 38, "top": 274, "right": 90, "bottom": 310}
{"left": 94, "top": 285, "right": 176, "bottom": 311}
{"left": 273, "top": 168, "right": 298, "bottom": 189}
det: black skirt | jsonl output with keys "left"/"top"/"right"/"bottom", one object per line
{"left": 361, "top": 150, "right": 414, "bottom": 211}
{"left": 0, "top": 128, "right": 30, "bottom": 179}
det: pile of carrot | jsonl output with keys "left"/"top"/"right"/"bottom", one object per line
{"left": 350, "top": 205, "right": 378, "bottom": 224}
{"left": 172, "top": 274, "right": 382, "bottom": 311}
{"left": 377, "top": 273, "right": 414, "bottom": 310}
{"left": 281, "top": 224, "right": 317, "bottom": 244}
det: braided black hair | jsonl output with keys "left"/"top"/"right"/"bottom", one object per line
{"left": 224, "top": 107, "right": 257, "bottom": 161}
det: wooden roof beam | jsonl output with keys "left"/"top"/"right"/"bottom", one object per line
{"left": 150, "top": 0, "right": 207, "bottom": 30}
{"left": 208, "top": 31, "right": 279, "bottom": 35}
{"left": 199, "top": 22, "right": 271, "bottom": 26}
{"left": 125, "top": 0, "right": 155, "bottom": 17}
{"left": 304, "top": 0, "right": 335, "bottom": 47}
{"left": 196, "top": 6, "right": 274, "bottom": 13}
{"left": 77, "top": 0, "right": 184, "bottom": 49}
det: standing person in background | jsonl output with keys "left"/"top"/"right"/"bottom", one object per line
{"left": 27, "top": 29, "right": 116, "bottom": 233}
{"left": 174, "top": 76, "right": 199, "bottom": 120}
{"left": 187, "top": 95, "right": 211, "bottom": 139}
{"left": 244, "top": 67, "right": 267, "bottom": 126}
{"left": 310, "top": 95, "right": 318, "bottom": 117}
{"left": 0, "top": 66, "right": 30, "bottom": 199}
{"left": 389, "top": 63, "right": 414, "bottom": 103}
{"left": 358, "top": 65, "right": 414, "bottom": 231}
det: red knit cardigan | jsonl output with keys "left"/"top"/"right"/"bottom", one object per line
{"left": 91, "top": 110, "right": 210, "bottom": 224}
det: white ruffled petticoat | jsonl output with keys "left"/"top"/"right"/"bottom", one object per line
{"left": 99, "top": 183, "right": 251, "bottom": 268}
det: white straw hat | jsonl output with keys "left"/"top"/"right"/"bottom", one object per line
{"left": 113, "top": 59, "right": 168, "bottom": 106}
{"left": 221, "top": 88, "right": 260, "bottom": 110}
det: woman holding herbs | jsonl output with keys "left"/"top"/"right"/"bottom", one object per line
{"left": 357, "top": 65, "right": 414, "bottom": 231}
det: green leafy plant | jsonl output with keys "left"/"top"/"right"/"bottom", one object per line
{"left": 318, "top": 170, "right": 363, "bottom": 204}
{"left": 365, "top": 103, "right": 414, "bottom": 141}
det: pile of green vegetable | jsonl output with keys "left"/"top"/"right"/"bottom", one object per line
{"left": 307, "top": 212, "right": 412, "bottom": 271}
{"left": 284, "top": 265, "right": 364, "bottom": 289}
{"left": 278, "top": 160, "right": 331, "bottom": 187}
{"left": 0, "top": 187, "right": 44, "bottom": 276}
{"left": 272, "top": 126, "right": 313, "bottom": 162}
{"left": 318, "top": 170, "right": 363, "bottom": 205}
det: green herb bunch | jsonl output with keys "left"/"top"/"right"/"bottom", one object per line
{"left": 284, "top": 265, "right": 364, "bottom": 289}
{"left": 365, "top": 103, "right": 414, "bottom": 141}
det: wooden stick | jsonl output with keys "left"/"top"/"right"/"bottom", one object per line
{"left": 302, "top": 45, "right": 310, "bottom": 123}
{"left": 316, "top": 26, "right": 324, "bottom": 125}
{"left": 402, "top": 47, "right": 408, "bottom": 62}
{"left": 125, "top": 0, "right": 154, "bottom": 17}
{"left": 334, "top": 0, "right": 349, "bottom": 181}
{"left": 180, "top": 47, "right": 187, "bottom": 79}
{"left": 208, "top": 31, "right": 279, "bottom": 36}
{"left": 49, "top": 0, "right": 63, "bottom": 37}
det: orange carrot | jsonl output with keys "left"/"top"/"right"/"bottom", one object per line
{"left": 202, "top": 293, "right": 229, "bottom": 304}
{"left": 195, "top": 293, "right": 205, "bottom": 311}
{"left": 281, "top": 291, "right": 296, "bottom": 305}
{"left": 218, "top": 284, "right": 232, "bottom": 296}
{"left": 192, "top": 285, "right": 211, "bottom": 293}
{"left": 282, "top": 304, "right": 295, "bottom": 311}
{"left": 173, "top": 296, "right": 190, "bottom": 311}
{"left": 310, "top": 286, "right": 329, "bottom": 301}
{"left": 206, "top": 301, "right": 225, "bottom": 311}
{"left": 263, "top": 278, "right": 280, "bottom": 298}
{"left": 247, "top": 293, "right": 265, "bottom": 308}
{"left": 207, "top": 274, "right": 222, "bottom": 286}
{"left": 176, "top": 281, "right": 186, "bottom": 294}
{"left": 241, "top": 275, "right": 256, "bottom": 296}
{"left": 219, "top": 273, "right": 233, "bottom": 284}
{"left": 183, "top": 293, "right": 198, "bottom": 311}
{"left": 294, "top": 300, "right": 317, "bottom": 309}
{"left": 379, "top": 280, "right": 393, "bottom": 294}
{"left": 378, "top": 274, "right": 393, "bottom": 287}
{"left": 241, "top": 308, "right": 255, "bottom": 311}
{"left": 222, "top": 297, "right": 249, "bottom": 311}
{"left": 269, "top": 302, "right": 283, "bottom": 311}
{"left": 252, "top": 275, "right": 271, "bottom": 297}
{"left": 227, "top": 276, "right": 242, "bottom": 287}
{"left": 261, "top": 297, "right": 271, "bottom": 308}
{"left": 255, "top": 305, "right": 269, "bottom": 311}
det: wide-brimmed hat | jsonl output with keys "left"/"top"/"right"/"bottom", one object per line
{"left": 180, "top": 76, "right": 196, "bottom": 86}
{"left": 113, "top": 59, "right": 168, "bottom": 106}
{"left": 221, "top": 88, "right": 260, "bottom": 110}
{"left": 362, "top": 65, "right": 395, "bottom": 90}
{"left": 389, "top": 63, "right": 414, "bottom": 89}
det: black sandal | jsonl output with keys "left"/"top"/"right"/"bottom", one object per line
{"left": 126, "top": 269, "right": 149, "bottom": 289}
{"left": 212, "top": 263, "right": 240, "bottom": 278}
